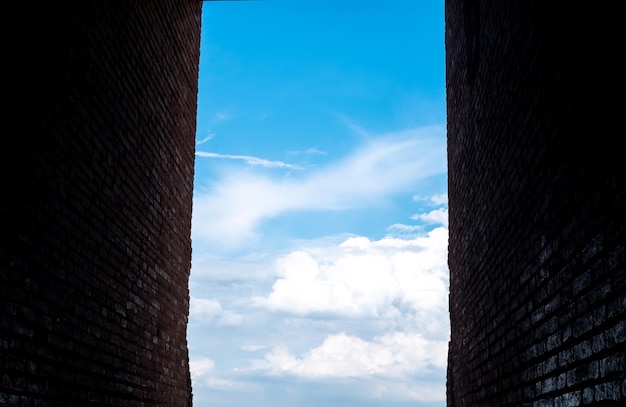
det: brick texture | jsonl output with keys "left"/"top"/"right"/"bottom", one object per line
{"left": 1, "top": 1, "right": 202, "bottom": 406}
{"left": 446, "top": 1, "right": 624, "bottom": 406}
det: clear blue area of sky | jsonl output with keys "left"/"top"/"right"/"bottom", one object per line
{"left": 189, "top": 1, "right": 448, "bottom": 405}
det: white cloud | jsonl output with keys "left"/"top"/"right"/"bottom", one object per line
{"left": 192, "top": 125, "right": 446, "bottom": 249}
{"left": 189, "top": 201, "right": 450, "bottom": 403}
{"left": 190, "top": 251, "right": 280, "bottom": 285}
{"left": 430, "top": 193, "right": 448, "bottom": 205}
{"left": 248, "top": 332, "right": 447, "bottom": 395}
{"left": 217, "top": 312, "right": 244, "bottom": 327}
{"left": 242, "top": 344, "right": 267, "bottom": 352}
{"left": 252, "top": 226, "right": 448, "bottom": 328}
{"left": 305, "top": 147, "right": 326, "bottom": 155}
{"left": 387, "top": 223, "right": 422, "bottom": 233}
{"left": 287, "top": 147, "right": 327, "bottom": 156}
{"left": 196, "top": 151, "right": 304, "bottom": 170}
{"left": 365, "top": 380, "right": 446, "bottom": 402}
{"left": 190, "top": 296, "right": 243, "bottom": 327}
{"left": 196, "top": 132, "right": 214, "bottom": 146}
{"left": 411, "top": 207, "right": 449, "bottom": 228}
{"left": 414, "top": 193, "right": 448, "bottom": 206}
{"left": 388, "top": 207, "right": 448, "bottom": 238}
{"left": 190, "top": 357, "right": 215, "bottom": 380}
{"left": 190, "top": 296, "right": 221, "bottom": 317}
{"left": 190, "top": 357, "right": 240, "bottom": 390}
{"left": 330, "top": 111, "right": 372, "bottom": 139}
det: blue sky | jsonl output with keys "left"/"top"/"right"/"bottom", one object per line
{"left": 188, "top": 1, "right": 448, "bottom": 405}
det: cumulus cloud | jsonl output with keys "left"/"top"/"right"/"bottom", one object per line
{"left": 241, "top": 330, "right": 447, "bottom": 403}
{"left": 190, "top": 199, "right": 449, "bottom": 403}
{"left": 192, "top": 125, "right": 446, "bottom": 248}
{"left": 252, "top": 226, "right": 449, "bottom": 330}
{"left": 256, "top": 332, "right": 447, "bottom": 379}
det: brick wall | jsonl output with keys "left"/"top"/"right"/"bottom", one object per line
{"left": 1, "top": 1, "right": 202, "bottom": 405}
{"left": 446, "top": 1, "right": 625, "bottom": 406}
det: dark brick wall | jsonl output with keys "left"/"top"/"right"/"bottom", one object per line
{"left": 1, "top": 1, "right": 202, "bottom": 406}
{"left": 446, "top": 1, "right": 625, "bottom": 406}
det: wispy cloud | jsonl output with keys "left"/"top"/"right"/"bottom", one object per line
{"left": 192, "top": 125, "right": 446, "bottom": 249}
{"left": 387, "top": 207, "right": 449, "bottom": 236}
{"left": 411, "top": 207, "right": 448, "bottom": 227}
{"left": 330, "top": 112, "right": 372, "bottom": 139}
{"left": 196, "top": 132, "right": 215, "bottom": 146}
{"left": 305, "top": 147, "right": 326, "bottom": 155}
{"left": 287, "top": 147, "right": 327, "bottom": 156}
{"left": 242, "top": 344, "right": 267, "bottom": 352}
{"left": 195, "top": 151, "right": 304, "bottom": 170}
{"left": 414, "top": 193, "right": 448, "bottom": 206}
{"left": 387, "top": 223, "right": 422, "bottom": 233}
{"left": 215, "top": 112, "right": 229, "bottom": 121}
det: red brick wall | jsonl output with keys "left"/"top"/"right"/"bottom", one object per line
{"left": 1, "top": 1, "right": 202, "bottom": 405}
{"left": 446, "top": 1, "right": 625, "bottom": 405}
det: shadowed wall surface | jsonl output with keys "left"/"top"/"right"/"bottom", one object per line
{"left": 1, "top": 1, "right": 202, "bottom": 405}
{"left": 446, "top": 1, "right": 624, "bottom": 406}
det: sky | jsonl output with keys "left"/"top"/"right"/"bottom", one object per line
{"left": 188, "top": 1, "right": 448, "bottom": 406}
